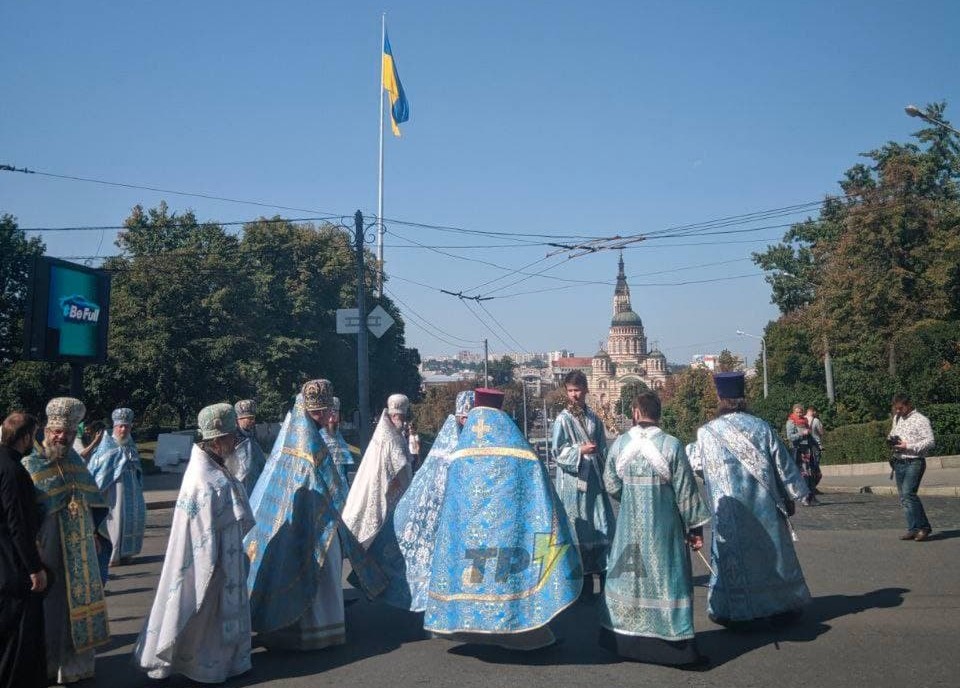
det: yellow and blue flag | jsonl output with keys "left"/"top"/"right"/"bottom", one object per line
{"left": 382, "top": 30, "right": 409, "bottom": 137}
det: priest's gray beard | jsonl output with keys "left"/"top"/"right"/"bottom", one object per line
{"left": 43, "top": 440, "right": 69, "bottom": 461}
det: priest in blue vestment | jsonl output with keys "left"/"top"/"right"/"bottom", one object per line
{"left": 688, "top": 372, "right": 811, "bottom": 626}
{"left": 87, "top": 407, "right": 146, "bottom": 566}
{"left": 424, "top": 388, "right": 581, "bottom": 650}
{"left": 244, "top": 379, "right": 384, "bottom": 651}
{"left": 375, "top": 390, "right": 474, "bottom": 611}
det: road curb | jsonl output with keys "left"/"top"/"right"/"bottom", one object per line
{"left": 818, "top": 485, "right": 960, "bottom": 497}
{"left": 147, "top": 500, "right": 176, "bottom": 511}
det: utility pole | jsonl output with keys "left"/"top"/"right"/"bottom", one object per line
{"left": 483, "top": 338, "right": 489, "bottom": 386}
{"left": 522, "top": 380, "right": 528, "bottom": 438}
{"left": 824, "top": 335, "right": 835, "bottom": 403}
{"left": 355, "top": 210, "right": 371, "bottom": 450}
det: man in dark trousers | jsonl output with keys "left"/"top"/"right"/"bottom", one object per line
{"left": 0, "top": 412, "right": 48, "bottom": 688}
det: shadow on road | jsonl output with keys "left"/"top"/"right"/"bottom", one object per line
{"left": 444, "top": 587, "right": 909, "bottom": 669}
{"left": 927, "top": 529, "right": 960, "bottom": 541}
{"left": 697, "top": 587, "right": 909, "bottom": 668}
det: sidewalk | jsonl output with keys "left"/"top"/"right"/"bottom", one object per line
{"left": 819, "top": 456, "right": 960, "bottom": 497}
{"left": 143, "top": 471, "right": 182, "bottom": 510}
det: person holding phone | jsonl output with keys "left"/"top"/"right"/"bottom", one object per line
{"left": 888, "top": 393, "right": 935, "bottom": 542}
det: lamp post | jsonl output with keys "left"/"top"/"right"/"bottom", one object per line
{"left": 905, "top": 105, "right": 960, "bottom": 136}
{"left": 736, "top": 329, "right": 767, "bottom": 398}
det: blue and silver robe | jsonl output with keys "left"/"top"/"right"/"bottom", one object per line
{"left": 551, "top": 406, "right": 614, "bottom": 574}
{"left": 375, "top": 413, "right": 461, "bottom": 611}
{"left": 321, "top": 427, "right": 355, "bottom": 487}
{"left": 87, "top": 433, "right": 146, "bottom": 562}
{"left": 690, "top": 412, "right": 811, "bottom": 622}
{"left": 424, "top": 407, "right": 582, "bottom": 637}
{"left": 243, "top": 395, "right": 384, "bottom": 649}
{"left": 601, "top": 426, "right": 710, "bottom": 642}
{"left": 225, "top": 430, "right": 266, "bottom": 496}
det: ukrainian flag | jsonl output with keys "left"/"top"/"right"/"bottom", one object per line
{"left": 382, "top": 30, "right": 409, "bottom": 137}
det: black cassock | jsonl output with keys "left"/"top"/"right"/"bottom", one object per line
{"left": 0, "top": 444, "right": 46, "bottom": 688}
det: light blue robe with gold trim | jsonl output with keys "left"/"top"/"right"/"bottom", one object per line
{"left": 23, "top": 448, "right": 111, "bottom": 677}
{"left": 424, "top": 407, "right": 582, "bottom": 635}
{"left": 690, "top": 412, "right": 811, "bottom": 622}
{"left": 601, "top": 426, "right": 710, "bottom": 641}
{"left": 244, "top": 395, "right": 385, "bottom": 638}
{"left": 87, "top": 433, "right": 146, "bottom": 561}
{"left": 552, "top": 407, "right": 614, "bottom": 574}
{"left": 321, "top": 428, "right": 354, "bottom": 487}
{"left": 375, "top": 413, "right": 461, "bottom": 611}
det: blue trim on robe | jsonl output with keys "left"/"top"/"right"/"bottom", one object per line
{"left": 694, "top": 413, "right": 811, "bottom": 622}
{"left": 88, "top": 434, "right": 146, "bottom": 559}
{"left": 373, "top": 413, "right": 461, "bottom": 611}
{"left": 244, "top": 395, "right": 385, "bottom": 633}
{"left": 423, "top": 407, "right": 582, "bottom": 634}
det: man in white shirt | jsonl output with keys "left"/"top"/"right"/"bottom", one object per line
{"left": 888, "top": 393, "right": 935, "bottom": 541}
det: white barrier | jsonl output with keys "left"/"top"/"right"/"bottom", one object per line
{"left": 154, "top": 431, "right": 196, "bottom": 472}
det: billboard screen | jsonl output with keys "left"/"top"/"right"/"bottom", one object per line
{"left": 23, "top": 256, "right": 111, "bottom": 363}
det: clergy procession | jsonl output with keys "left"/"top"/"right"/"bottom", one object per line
{"left": 0, "top": 366, "right": 825, "bottom": 687}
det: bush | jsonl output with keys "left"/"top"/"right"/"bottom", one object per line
{"left": 822, "top": 421, "right": 889, "bottom": 465}
{"left": 822, "top": 403, "right": 960, "bottom": 464}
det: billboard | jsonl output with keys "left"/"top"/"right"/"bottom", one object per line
{"left": 23, "top": 256, "right": 111, "bottom": 363}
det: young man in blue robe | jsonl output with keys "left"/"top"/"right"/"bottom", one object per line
{"left": 600, "top": 391, "right": 710, "bottom": 667}
{"left": 687, "top": 372, "right": 811, "bottom": 627}
{"left": 551, "top": 370, "right": 614, "bottom": 598}
{"left": 87, "top": 408, "right": 146, "bottom": 566}
{"left": 425, "top": 388, "right": 581, "bottom": 650}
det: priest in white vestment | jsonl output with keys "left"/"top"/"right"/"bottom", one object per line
{"left": 134, "top": 403, "right": 255, "bottom": 684}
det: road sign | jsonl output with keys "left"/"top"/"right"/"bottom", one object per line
{"left": 336, "top": 305, "right": 395, "bottom": 338}
{"left": 367, "top": 305, "right": 395, "bottom": 338}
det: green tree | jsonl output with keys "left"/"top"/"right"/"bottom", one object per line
{"left": 0, "top": 215, "right": 69, "bottom": 414}
{"left": 716, "top": 349, "right": 741, "bottom": 372}
{"left": 752, "top": 101, "right": 960, "bottom": 421}
{"left": 661, "top": 367, "right": 716, "bottom": 443}
{"left": 0, "top": 214, "right": 45, "bottom": 363}
{"left": 85, "top": 202, "right": 252, "bottom": 427}
{"left": 487, "top": 356, "right": 516, "bottom": 386}
{"left": 618, "top": 379, "right": 650, "bottom": 413}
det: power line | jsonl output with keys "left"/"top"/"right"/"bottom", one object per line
{"left": 1, "top": 163, "right": 343, "bottom": 217}
{"left": 383, "top": 286, "right": 483, "bottom": 347}
{"left": 476, "top": 301, "right": 531, "bottom": 354}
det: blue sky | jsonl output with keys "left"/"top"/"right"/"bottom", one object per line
{"left": 2, "top": 1, "right": 958, "bottom": 366}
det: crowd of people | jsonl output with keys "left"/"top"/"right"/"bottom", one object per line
{"left": 0, "top": 371, "right": 939, "bottom": 686}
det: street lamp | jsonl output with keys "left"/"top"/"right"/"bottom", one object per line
{"left": 904, "top": 105, "right": 960, "bottom": 136}
{"left": 736, "top": 329, "right": 768, "bottom": 398}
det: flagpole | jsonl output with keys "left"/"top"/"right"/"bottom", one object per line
{"left": 376, "top": 13, "right": 386, "bottom": 298}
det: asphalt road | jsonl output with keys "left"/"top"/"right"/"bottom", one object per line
{"left": 88, "top": 493, "right": 960, "bottom": 688}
